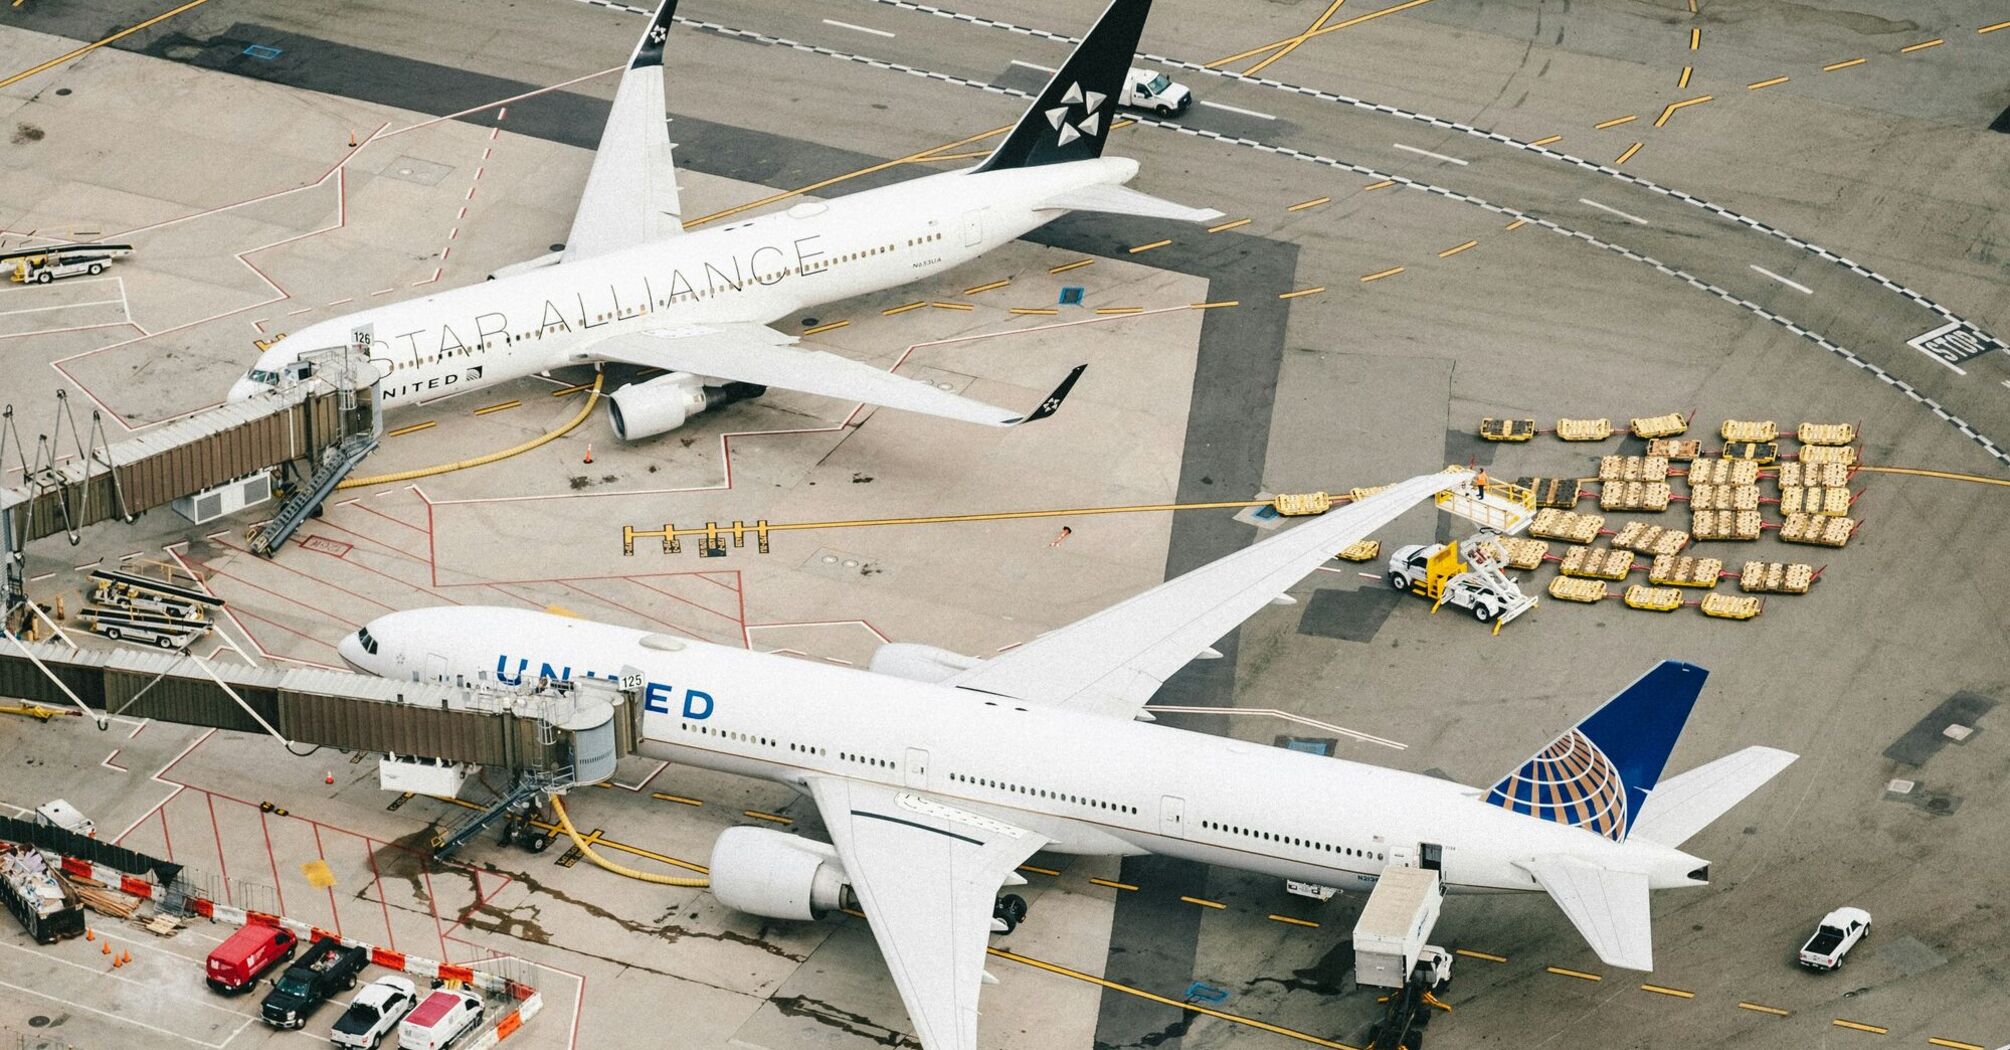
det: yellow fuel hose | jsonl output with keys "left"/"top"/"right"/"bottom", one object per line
{"left": 336, "top": 374, "right": 604, "bottom": 490}
{"left": 548, "top": 793, "right": 710, "bottom": 887}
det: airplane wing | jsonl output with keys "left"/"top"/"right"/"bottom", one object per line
{"left": 1629, "top": 746, "right": 1798, "bottom": 848}
{"left": 565, "top": 0, "right": 685, "bottom": 261}
{"left": 1521, "top": 854, "right": 1655, "bottom": 971}
{"left": 579, "top": 323, "right": 1083, "bottom": 427}
{"left": 941, "top": 470, "right": 1471, "bottom": 718}
{"left": 807, "top": 778, "right": 1048, "bottom": 1050}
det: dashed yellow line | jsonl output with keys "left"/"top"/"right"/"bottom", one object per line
{"left": 1900, "top": 38, "right": 1944, "bottom": 53}
{"left": 1009, "top": 307, "right": 1060, "bottom": 316}
{"left": 1653, "top": 94, "right": 1713, "bottom": 127}
{"left": 1981, "top": 20, "right": 2010, "bottom": 33}
{"left": 1017, "top": 864, "right": 1061, "bottom": 877}
{"left": 1189, "top": 300, "right": 1240, "bottom": 309}
{"left": 0, "top": 0, "right": 217, "bottom": 89}
{"left": 963, "top": 278, "right": 1010, "bottom": 295}
{"left": 1749, "top": 75, "right": 1790, "bottom": 90}
{"left": 650, "top": 793, "right": 703, "bottom": 807}
{"left": 1927, "top": 1038, "right": 1985, "bottom": 1050}
{"left": 1832, "top": 1019, "right": 1888, "bottom": 1035}
{"left": 802, "top": 319, "right": 850, "bottom": 336}
{"left": 1087, "top": 877, "right": 1138, "bottom": 892}
{"left": 988, "top": 949, "right": 1353, "bottom": 1049}
{"left": 1094, "top": 306, "right": 1144, "bottom": 315}
{"left": 928, "top": 300, "right": 973, "bottom": 311}
{"left": 1594, "top": 115, "right": 1637, "bottom": 129}
{"left": 1278, "top": 286, "right": 1326, "bottom": 299}
{"left": 743, "top": 810, "right": 793, "bottom": 825}
{"left": 1529, "top": 134, "right": 1563, "bottom": 147}
{"left": 1678, "top": 65, "right": 1693, "bottom": 88}
{"left": 1181, "top": 895, "right": 1228, "bottom": 910}
{"left": 386, "top": 421, "right": 436, "bottom": 438}
{"left": 1738, "top": 1002, "right": 1792, "bottom": 1017}
{"left": 882, "top": 301, "right": 927, "bottom": 316}
{"left": 1360, "top": 266, "right": 1405, "bottom": 282}
{"left": 1267, "top": 914, "right": 1321, "bottom": 929}
{"left": 1207, "top": 0, "right": 1442, "bottom": 71}
{"left": 1128, "top": 238, "right": 1173, "bottom": 253}
{"left": 1207, "top": 218, "right": 1252, "bottom": 233}
{"left": 1437, "top": 240, "right": 1478, "bottom": 258}
{"left": 1455, "top": 948, "right": 1507, "bottom": 963}
{"left": 1823, "top": 57, "right": 1867, "bottom": 71}
{"left": 1545, "top": 966, "right": 1602, "bottom": 981}
{"left": 1287, "top": 196, "right": 1332, "bottom": 212}
{"left": 1363, "top": 179, "right": 1396, "bottom": 190}
{"left": 1639, "top": 984, "right": 1695, "bottom": 999}
{"left": 1049, "top": 258, "right": 1095, "bottom": 275}
{"left": 1505, "top": 217, "right": 1529, "bottom": 230}
{"left": 1689, "top": 27, "right": 1701, "bottom": 50}
{"left": 472, "top": 399, "right": 520, "bottom": 416}
{"left": 550, "top": 381, "right": 594, "bottom": 397}
{"left": 1615, "top": 142, "right": 1643, "bottom": 165}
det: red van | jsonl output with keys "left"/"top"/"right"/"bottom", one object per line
{"left": 205, "top": 923, "right": 297, "bottom": 993}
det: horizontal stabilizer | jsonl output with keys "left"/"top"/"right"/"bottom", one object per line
{"left": 1630, "top": 746, "right": 1797, "bottom": 848}
{"left": 1521, "top": 855, "right": 1654, "bottom": 971}
{"left": 1036, "top": 184, "right": 1224, "bottom": 223}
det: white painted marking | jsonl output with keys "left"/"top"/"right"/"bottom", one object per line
{"left": 1749, "top": 265, "right": 1813, "bottom": 295}
{"left": 1010, "top": 59, "right": 1058, "bottom": 73}
{"left": 1199, "top": 99, "right": 1277, "bottom": 120}
{"left": 823, "top": 18, "right": 895, "bottom": 38}
{"left": 1578, "top": 197, "right": 1650, "bottom": 225}
{"left": 0, "top": 298, "right": 122, "bottom": 318}
{"left": 1393, "top": 142, "right": 1469, "bottom": 166}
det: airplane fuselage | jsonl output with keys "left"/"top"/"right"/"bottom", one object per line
{"left": 348, "top": 608, "right": 1707, "bottom": 898}
{"left": 232, "top": 159, "right": 1138, "bottom": 407}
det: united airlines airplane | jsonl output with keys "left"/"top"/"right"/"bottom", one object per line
{"left": 229, "top": 0, "right": 1219, "bottom": 438}
{"left": 338, "top": 472, "right": 1797, "bottom": 1050}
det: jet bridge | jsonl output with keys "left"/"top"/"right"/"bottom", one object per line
{"left": 0, "top": 637, "right": 640, "bottom": 782}
{"left": 1, "top": 345, "right": 381, "bottom": 620}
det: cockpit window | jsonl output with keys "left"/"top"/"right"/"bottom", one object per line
{"left": 247, "top": 369, "right": 280, "bottom": 385}
{"left": 357, "top": 627, "right": 379, "bottom": 656}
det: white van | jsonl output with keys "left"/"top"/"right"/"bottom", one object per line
{"left": 34, "top": 800, "right": 94, "bottom": 838}
{"left": 397, "top": 988, "right": 482, "bottom": 1050}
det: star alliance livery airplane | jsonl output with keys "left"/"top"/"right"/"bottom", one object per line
{"left": 338, "top": 472, "right": 1798, "bottom": 1050}
{"left": 229, "top": 0, "right": 1220, "bottom": 439}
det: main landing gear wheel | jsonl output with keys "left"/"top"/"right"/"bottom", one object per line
{"left": 993, "top": 893, "right": 1028, "bottom": 934}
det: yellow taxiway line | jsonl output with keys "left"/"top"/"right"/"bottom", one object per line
{"left": 1, "top": 0, "right": 217, "bottom": 90}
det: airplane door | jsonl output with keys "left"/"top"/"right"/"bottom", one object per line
{"left": 424, "top": 652, "right": 447, "bottom": 683}
{"left": 961, "top": 210, "right": 984, "bottom": 247}
{"left": 903, "top": 747, "right": 930, "bottom": 789}
{"left": 1159, "top": 795, "right": 1186, "bottom": 839}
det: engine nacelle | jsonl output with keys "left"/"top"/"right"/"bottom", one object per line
{"left": 607, "top": 373, "right": 768, "bottom": 441}
{"left": 868, "top": 642, "right": 982, "bottom": 684}
{"left": 707, "top": 827, "right": 852, "bottom": 921}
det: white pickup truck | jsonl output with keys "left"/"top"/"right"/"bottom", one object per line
{"left": 1123, "top": 67, "right": 1192, "bottom": 115}
{"left": 1797, "top": 907, "right": 1871, "bottom": 970}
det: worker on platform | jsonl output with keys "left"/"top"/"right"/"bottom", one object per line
{"left": 1475, "top": 468, "right": 1488, "bottom": 499}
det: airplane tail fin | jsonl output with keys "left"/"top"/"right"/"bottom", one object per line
{"left": 1628, "top": 746, "right": 1797, "bottom": 847}
{"left": 976, "top": 0, "right": 1153, "bottom": 172}
{"left": 1483, "top": 661, "right": 1708, "bottom": 843}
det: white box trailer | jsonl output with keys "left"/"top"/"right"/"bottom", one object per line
{"left": 1352, "top": 866, "right": 1442, "bottom": 989}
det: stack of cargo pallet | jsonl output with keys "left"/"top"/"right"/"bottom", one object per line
{"left": 1556, "top": 417, "right": 1613, "bottom": 442}
{"left": 1601, "top": 481, "right": 1672, "bottom": 512}
{"left": 1519, "top": 477, "right": 1583, "bottom": 508}
{"left": 1499, "top": 536, "right": 1549, "bottom": 570}
{"left": 1599, "top": 455, "right": 1670, "bottom": 482}
{"left": 1690, "top": 510, "right": 1763, "bottom": 541}
{"left": 1800, "top": 444, "right": 1857, "bottom": 466}
{"left": 1336, "top": 539, "right": 1381, "bottom": 562}
{"left": 1721, "top": 419, "right": 1779, "bottom": 443}
{"left": 1739, "top": 561, "right": 1816, "bottom": 594}
{"left": 1548, "top": 577, "right": 1608, "bottom": 603}
{"left": 1560, "top": 546, "right": 1635, "bottom": 580}
{"left": 1797, "top": 422, "right": 1857, "bottom": 446}
{"left": 1700, "top": 593, "right": 1764, "bottom": 620}
{"left": 1611, "top": 522, "right": 1689, "bottom": 556}
{"left": 1630, "top": 413, "right": 1687, "bottom": 439}
{"left": 1687, "top": 458, "right": 1761, "bottom": 486}
{"left": 1780, "top": 487, "right": 1851, "bottom": 516}
{"left": 1623, "top": 585, "right": 1684, "bottom": 612}
{"left": 1645, "top": 438, "right": 1701, "bottom": 461}
{"left": 1779, "top": 461, "right": 1850, "bottom": 488}
{"left": 1780, "top": 514, "right": 1857, "bottom": 547}
{"left": 1530, "top": 509, "right": 1604, "bottom": 543}
{"left": 1688, "top": 483, "right": 1760, "bottom": 511}
{"left": 1650, "top": 554, "right": 1723, "bottom": 587}
{"left": 1479, "top": 418, "right": 1537, "bottom": 442}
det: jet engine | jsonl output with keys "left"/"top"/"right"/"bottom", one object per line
{"left": 868, "top": 642, "right": 982, "bottom": 684}
{"left": 706, "top": 827, "right": 853, "bottom": 921}
{"left": 606, "top": 373, "right": 766, "bottom": 441}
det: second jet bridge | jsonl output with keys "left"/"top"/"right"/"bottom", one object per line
{"left": 0, "top": 637, "right": 640, "bottom": 786}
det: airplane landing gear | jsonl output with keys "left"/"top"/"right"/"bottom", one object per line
{"left": 992, "top": 894, "right": 1028, "bottom": 934}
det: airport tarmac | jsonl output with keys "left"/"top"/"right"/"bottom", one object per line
{"left": 1, "top": 1, "right": 2007, "bottom": 1049}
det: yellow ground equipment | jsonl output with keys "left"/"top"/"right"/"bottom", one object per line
{"left": 1649, "top": 555, "right": 1723, "bottom": 588}
{"left": 1629, "top": 412, "right": 1688, "bottom": 439}
{"left": 1720, "top": 419, "right": 1779, "bottom": 443}
{"left": 1547, "top": 577, "right": 1608, "bottom": 603}
{"left": 1739, "top": 562, "right": 1816, "bottom": 594}
{"left": 1336, "top": 539, "right": 1380, "bottom": 562}
{"left": 1555, "top": 418, "right": 1613, "bottom": 442}
{"left": 1700, "top": 593, "right": 1763, "bottom": 620}
{"left": 1478, "top": 418, "right": 1536, "bottom": 442}
{"left": 1623, "top": 585, "right": 1684, "bottom": 612}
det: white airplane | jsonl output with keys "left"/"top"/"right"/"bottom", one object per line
{"left": 338, "top": 471, "right": 1798, "bottom": 1050}
{"left": 228, "top": 0, "right": 1220, "bottom": 438}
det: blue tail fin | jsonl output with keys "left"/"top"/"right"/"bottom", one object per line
{"left": 1484, "top": 661, "right": 1708, "bottom": 842}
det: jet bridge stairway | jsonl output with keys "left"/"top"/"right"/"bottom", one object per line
{"left": 249, "top": 431, "right": 379, "bottom": 556}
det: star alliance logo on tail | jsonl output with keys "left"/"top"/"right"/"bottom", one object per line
{"left": 1043, "top": 82, "right": 1107, "bottom": 147}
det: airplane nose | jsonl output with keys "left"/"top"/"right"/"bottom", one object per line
{"left": 336, "top": 631, "right": 368, "bottom": 672}
{"left": 226, "top": 378, "right": 258, "bottom": 402}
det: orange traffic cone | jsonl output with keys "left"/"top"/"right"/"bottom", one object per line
{"left": 101, "top": 941, "right": 110, "bottom": 955}
{"left": 348, "top": 129, "right": 358, "bottom": 148}
{"left": 112, "top": 956, "right": 122, "bottom": 969}
{"left": 583, "top": 443, "right": 594, "bottom": 465}
{"left": 121, "top": 950, "right": 131, "bottom": 964}
{"left": 85, "top": 929, "right": 94, "bottom": 941}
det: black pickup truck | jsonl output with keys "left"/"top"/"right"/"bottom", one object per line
{"left": 260, "top": 936, "right": 369, "bottom": 1029}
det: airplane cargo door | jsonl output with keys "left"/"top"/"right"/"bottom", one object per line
{"left": 961, "top": 210, "right": 984, "bottom": 247}
{"left": 1159, "top": 795, "right": 1186, "bottom": 839}
{"left": 903, "top": 747, "right": 931, "bottom": 789}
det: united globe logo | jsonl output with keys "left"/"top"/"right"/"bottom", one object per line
{"left": 1484, "top": 728, "right": 1629, "bottom": 841}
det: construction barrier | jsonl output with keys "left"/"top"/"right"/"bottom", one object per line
{"left": 1623, "top": 585, "right": 1684, "bottom": 612}
{"left": 1547, "top": 577, "right": 1608, "bottom": 603}
{"left": 1720, "top": 419, "right": 1779, "bottom": 443}
{"left": 1629, "top": 413, "right": 1688, "bottom": 439}
{"left": 1739, "top": 562, "right": 1815, "bottom": 594}
{"left": 1611, "top": 522, "right": 1689, "bottom": 556}
{"left": 1780, "top": 514, "right": 1857, "bottom": 548}
{"left": 1796, "top": 422, "right": 1856, "bottom": 446}
{"left": 1649, "top": 555, "right": 1724, "bottom": 587}
{"left": 1555, "top": 418, "right": 1612, "bottom": 442}
{"left": 1689, "top": 510, "right": 1763, "bottom": 541}
{"left": 1599, "top": 481, "right": 1671, "bottom": 512}
{"left": 1645, "top": 438, "right": 1700, "bottom": 461}
{"left": 1559, "top": 546, "right": 1635, "bottom": 581}
{"left": 1700, "top": 593, "right": 1763, "bottom": 620}
{"left": 1529, "top": 509, "right": 1604, "bottom": 544}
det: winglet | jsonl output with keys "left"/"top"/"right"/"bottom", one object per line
{"left": 630, "top": 0, "right": 678, "bottom": 70}
{"left": 1018, "top": 364, "right": 1088, "bottom": 424}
